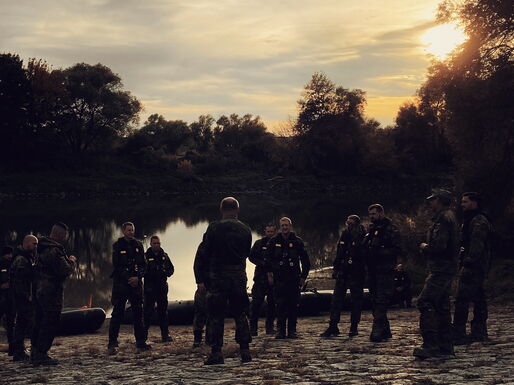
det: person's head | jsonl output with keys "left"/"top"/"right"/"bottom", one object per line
{"left": 50, "top": 222, "right": 70, "bottom": 243}
{"left": 122, "top": 222, "right": 135, "bottom": 240}
{"left": 426, "top": 189, "right": 453, "bottom": 212}
{"left": 1, "top": 246, "right": 14, "bottom": 261}
{"left": 346, "top": 215, "right": 361, "bottom": 228}
{"left": 264, "top": 224, "right": 276, "bottom": 238}
{"left": 279, "top": 217, "right": 292, "bottom": 236}
{"left": 368, "top": 204, "right": 384, "bottom": 223}
{"left": 22, "top": 235, "right": 38, "bottom": 253}
{"left": 220, "top": 197, "right": 239, "bottom": 218}
{"left": 150, "top": 235, "right": 160, "bottom": 252}
{"left": 461, "top": 192, "right": 480, "bottom": 212}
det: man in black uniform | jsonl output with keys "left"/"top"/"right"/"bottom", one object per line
{"left": 0, "top": 246, "right": 14, "bottom": 356}
{"left": 11, "top": 235, "right": 38, "bottom": 361}
{"left": 108, "top": 222, "right": 150, "bottom": 355}
{"left": 266, "top": 217, "right": 310, "bottom": 339}
{"left": 414, "top": 190, "right": 459, "bottom": 359}
{"left": 393, "top": 264, "right": 412, "bottom": 308}
{"left": 193, "top": 197, "right": 253, "bottom": 365}
{"left": 363, "top": 204, "right": 401, "bottom": 342}
{"left": 453, "top": 192, "right": 492, "bottom": 344}
{"left": 321, "top": 215, "right": 366, "bottom": 338}
{"left": 31, "top": 223, "right": 76, "bottom": 366}
{"left": 249, "top": 224, "right": 276, "bottom": 336}
{"left": 143, "top": 235, "right": 174, "bottom": 342}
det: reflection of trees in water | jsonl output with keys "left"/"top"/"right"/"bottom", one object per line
{"left": 0, "top": 194, "right": 420, "bottom": 308}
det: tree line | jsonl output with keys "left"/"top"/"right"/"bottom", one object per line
{"left": 0, "top": 0, "right": 512, "bottom": 214}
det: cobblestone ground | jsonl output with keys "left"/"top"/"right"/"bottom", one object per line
{"left": 1, "top": 305, "right": 514, "bottom": 385}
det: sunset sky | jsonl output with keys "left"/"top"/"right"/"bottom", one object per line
{"left": 0, "top": 0, "right": 466, "bottom": 129}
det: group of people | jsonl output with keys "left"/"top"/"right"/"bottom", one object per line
{"left": 0, "top": 190, "right": 492, "bottom": 367}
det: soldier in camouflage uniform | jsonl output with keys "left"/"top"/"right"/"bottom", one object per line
{"left": 266, "top": 217, "right": 310, "bottom": 340}
{"left": 31, "top": 223, "right": 76, "bottom": 366}
{"left": 143, "top": 235, "right": 174, "bottom": 342}
{"left": 321, "top": 215, "right": 366, "bottom": 338}
{"left": 249, "top": 224, "right": 276, "bottom": 336}
{"left": 11, "top": 235, "right": 38, "bottom": 361}
{"left": 363, "top": 204, "right": 401, "bottom": 342}
{"left": 0, "top": 246, "right": 14, "bottom": 357}
{"left": 108, "top": 222, "right": 150, "bottom": 355}
{"left": 453, "top": 192, "right": 492, "bottom": 344}
{"left": 413, "top": 190, "right": 459, "bottom": 359}
{"left": 193, "top": 197, "right": 253, "bottom": 365}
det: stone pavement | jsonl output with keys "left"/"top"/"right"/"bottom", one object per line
{"left": 1, "top": 305, "right": 514, "bottom": 385}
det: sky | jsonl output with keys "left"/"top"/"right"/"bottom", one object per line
{"left": 0, "top": 0, "right": 454, "bottom": 129}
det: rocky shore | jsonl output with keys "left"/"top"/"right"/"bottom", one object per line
{"left": 1, "top": 304, "right": 513, "bottom": 385}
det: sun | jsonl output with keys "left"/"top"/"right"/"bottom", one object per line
{"left": 421, "top": 23, "right": 467, "bottom": 60}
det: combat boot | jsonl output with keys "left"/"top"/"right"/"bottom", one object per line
{"left": 276, "top": 319, "right": 287, "bottom": 339}
{"left": 240, "top": 344, "right": 252, "bottom": 363}
{"left": 204, "top": 351, "right": 224, "bottom": 365}
{"left": 320, "top": 324, "right": 340, "bottom": 337}
{"left": 12, "top": 350, "right": 30, "bottom": 362}
{"left": 192, "top": 330, "right": 203, "bottom": 348}
{"left": 31, "top": 352, "right": 59, "bottom": 366}
{"left": 413, "top": 346, "right": 439, "bottom": 360}
{"left": 438, "top": 344, "right": 455, "bottom": 357}
{"left": 348, "top": 324, "right": 359, "bottom": 337}
{"left": 161, "top": 334, "right": 173, "bottom": 343}
{"left": 136, "top": 342, "right": 152, "bottom": 352}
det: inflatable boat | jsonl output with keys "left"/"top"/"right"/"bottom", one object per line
{"left": 58, "top": 307, "right": 106, "bottom": 335}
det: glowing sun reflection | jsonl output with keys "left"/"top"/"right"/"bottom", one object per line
{"left": 421, "top": 23, "right": 467, "bottom": 60}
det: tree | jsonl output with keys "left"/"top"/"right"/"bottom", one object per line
{"left": 57, "top": 63, "right": 141, "bottom": 155}
{"left": 190, "top": 115, "right": 214, "bottom": 152}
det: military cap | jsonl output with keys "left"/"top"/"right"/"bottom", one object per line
{"left": 426, "top": 189, "right": 453, "bottom": 205}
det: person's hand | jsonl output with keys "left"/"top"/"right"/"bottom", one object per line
{"left": 128, "top": 276, "right": 139, "bottom": 287}
{"left": 267, "top": 272, "right": 274, "bottom": 286}
{"left": 419, "top": 243, "right": 428, "bottom": 252}
{"left": 69, "top": 255, "right": 77, "bottom": 263}
{"left": 197, "top": 283, "right": 206, "bottom": 292}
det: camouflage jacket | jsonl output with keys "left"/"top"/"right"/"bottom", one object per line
{"left": 425, "top": 208, "right": 459, "bottom": 274}
{"left": 193, "top": 217, "right": 252, "bottom": 284}
{"left": 10, "top": 246, "right": 35, "bottom": 300}
{"left": 266, "top": 232, "right": 311, "bottom": 281}
{"left": 35, "top": 236, "right": 75, "bottom": 296}
{"left": 333, "top": 225, "right": 366, "bottom": 277}
{"left": 249, "top": 236, "right": 271, "bottom": 282}
{"left": 461, "top": 210, "right": 492, "bottom": 272}
{"left": 111, "top": 237, "right": 146, "bottom": 283}
{"left": 363, "top": 217, "right": 401, "bottom": 273}
{"left": 144, "top": 247, "right": 174, "bottom": 288}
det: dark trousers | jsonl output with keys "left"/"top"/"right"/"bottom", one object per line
{"left": 144, "top": 285, "right": 169, "bottom": 338}
{"left": 108, "top": 282, "right": 146, "bottom": 346}
{"left": 0, "top": 291, "right": 15, "bottom": 351}
{"left": 329, "top": 274, "right": 364, "bottom": 328}
{"left": 206, "top": 275, "right": 251, "bottom": 350}
{"left": 193, "top": 288, "right": 207, "bottom": 335}
{"left": 417, "top": 272, "right": 454, "bottom": 350}
{"left": 393, "top": 286, "right": 412, "bottom": 307}
{"left": 274, "top": 278, "right": 300, "bottom": 335}
{"left": 250, "top": 278, "right": 275, "bottom": 331}
{"left": 31, "top": 299, "right": 60, "bottom": 356}
{"left": 13, "top": 296, "right": 33, "bottom": 354}
{"left": 454, "top": 267, "right": 488, "bottom": 338}
{"left": 368, "top": 272, "right": 393, "bottom": 337}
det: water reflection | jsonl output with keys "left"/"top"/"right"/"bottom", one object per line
{"left": 0, "top": 193, "right": 418, "bottom": 312}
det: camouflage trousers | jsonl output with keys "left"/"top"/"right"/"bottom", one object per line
{"left": 368, "top": 272, "right": 393, "bottom": 338}
{"left": 417, "top": 272, "right": 454, "bottom": 350}
{"left": 144, "top": 284, "right": 169, "bottom": 338}
{"left": 454, "top": 267, "right": 487, "bottom": 338}
{"left": 108, "top": 282, "right": 146, "bottom": 346}
{"left": 249, "top": 278, "right": 275, "bottom": 332}
{"left": 329, "top": 273, "right": 364, "bottom": 328}
{"left": 13, "top": 295, "right": 33, "bottom": 354}
{"left": 206, "top": 274, "right": 251, "bottom": 350}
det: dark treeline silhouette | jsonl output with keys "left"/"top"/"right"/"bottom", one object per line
{"left": 0, "top": 2, "right": 511, "bottom": 223}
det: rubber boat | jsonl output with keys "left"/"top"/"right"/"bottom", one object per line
{"left": 58, "top": 307, "right": 106, "bottom": 335}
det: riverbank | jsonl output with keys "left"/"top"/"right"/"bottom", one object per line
{"left": 1, "top": 305, "right": 513, "bottom": 385}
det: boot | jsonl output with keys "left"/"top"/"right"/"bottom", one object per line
{"left": 240, "top": 344, "right": 252, "bottom": 363}
{"left": 136, "top": 342, "right": 152, "bottom": 352}
{"left": 413, "top": 345, "right": 440, "bottom": 360}
{"left": 275, "top": 319, "right": 287, "bottom": 339}
{"left": 287, "top": 319, "right": 298, "bottom": 339}
{"left": 265, "top": 319, "right": 275, "bottom": 335}
{"left": 161, "top": 334, "right": 173, "bottom": 343}
{"left": 12, "top": 350, "right": 30, "bottom": 362}
{"left": 320, "top": 324, "right": 340, "bottom": 337}
{"left": 31, "top": 352, "right": 59, "bottom": 366}
{"left": 193, "top": 330, "right": 203, "bottom": 348}
{"left": 204, "top": 350, "right": 224, "bottom": 365}
{"left": 348, "top": 323, "right": 358, "bottom": 337}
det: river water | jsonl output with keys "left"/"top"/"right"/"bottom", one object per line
{"left": 0, "top": 193, "right": 420, "bottom": 311}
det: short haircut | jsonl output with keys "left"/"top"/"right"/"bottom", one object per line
{"left": 279, "top": 217, "right": 292, "bottom": 225}
{"left": 265, "top": 223, "right": 276, "bottom": 228}
{"left": 150, "top": 235, "right": 160, "bottom": 242}
{"left": 347, "top": 214, "right": 361, "bottom": 223}
{"left": 220, "top": 197, "right": 239, "bottom": 211}
{"left": 1, "top": 246, "right": 14, "bottom": 256}
{"left": 368, "top": 204, "right": 384, "bottom": 213}
{"left": 122, "top": 222, "right": 135, "bottom": 230}
{"left": 462, "top": 192, "right": 481, "bottom": 206}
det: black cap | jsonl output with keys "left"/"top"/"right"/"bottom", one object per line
{"left": 426, "top": 189, "right": 453, "bottom": 206}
